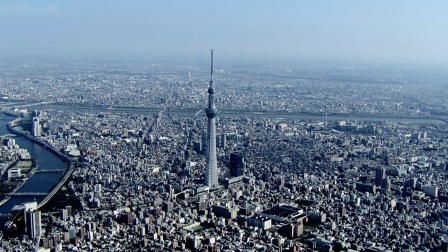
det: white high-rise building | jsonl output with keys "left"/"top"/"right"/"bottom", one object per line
{"left": 26, "top": 209, "right": 42, "bottom": 239}
{"left": 32, "top": 116, "right": 42, "bottom": 137}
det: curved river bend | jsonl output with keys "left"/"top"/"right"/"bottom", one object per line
{"left": 0, "top": 114, "right": 65, "bottom": 227}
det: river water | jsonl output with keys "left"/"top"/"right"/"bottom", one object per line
{"left": 36, "top": 104, "right": 445, "bottom": 124}
{"left": 0, "top": 114, "right": 65, "bottom": 226}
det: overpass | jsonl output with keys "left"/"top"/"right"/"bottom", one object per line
{"left": 38, "top": 162, "right": 74, "bottom": 208}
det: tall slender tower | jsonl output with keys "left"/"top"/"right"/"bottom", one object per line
{"left": 204, "top": 50, "right": 219, "bottom": 189}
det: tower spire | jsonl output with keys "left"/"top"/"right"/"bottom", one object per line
{"left": 210, "top": 50, "right": 214, "bottom": 82}
{"left": 208, "top": 50, "right": 215, "bottom": 109}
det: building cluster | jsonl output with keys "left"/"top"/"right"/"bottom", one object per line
{"left": 1, "top": 60, "right": 447, "bottom": 116}
{"left": 1, "top": 107, "right": 448, "bottom": 251}
{"left": 1, "top": 58, "right": 448, "bottom": 251}
{"left": 0, "top": 137, "right": 32, "bottom": 182}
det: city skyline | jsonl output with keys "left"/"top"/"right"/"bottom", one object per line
{"left": 1, "top": 1, "right": 448, "bottom": 250}
{"left": 0, "top": 1, "right": 447, "bottom": 65}
{"left": 0, "top": 47, "right": 448, "bottom": 250}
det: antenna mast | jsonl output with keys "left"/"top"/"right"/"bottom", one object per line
{"left": 210, "top": 50, "right": 214, "bottom": 82}
{"left": 208, "top": 50, "right": 215, "bottom": 109}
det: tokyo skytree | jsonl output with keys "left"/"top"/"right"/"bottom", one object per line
{"left": 204, "top": 50, "right": 220, "bottom": 189}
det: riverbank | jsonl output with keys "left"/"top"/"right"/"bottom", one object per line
{"left": 1, "top": 112, "right": 74, "bottom": 210}
{"left": 0, "top": 160, "right": 37, "bottom": 200}
{"left": 6, "top": 122, "right": 75, "bottom": 209}
{"left": 0, "top": 116, "right": 36, "bottom": 206}
{"left": 7, "top": 118, "right": 74, "bottom": 164}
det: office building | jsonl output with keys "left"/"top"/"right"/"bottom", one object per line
{"left": 229, "top": 152, "right": 245, "bottom": 177}
{"left": 375, "top": 167, "right": 386, "bottom": 187}
{"left": 32, "top": 116, "right": 42, "bottom": 137}
{"left": 26, "top": 209, "right": 42, "bottom": 239}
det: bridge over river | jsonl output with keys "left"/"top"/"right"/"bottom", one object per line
{"left": 7, "top": 192, "right": 49, "bottom": 197}
{"left": 35, "top": 169, "right": 65, "bottom": 173}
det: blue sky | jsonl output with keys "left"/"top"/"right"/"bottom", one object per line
{"left": 0, "top": 1, "right": 447, "bottom": 64}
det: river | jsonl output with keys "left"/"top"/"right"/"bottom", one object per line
{"left": 0, "top": 114, "right": 65, "bottom": 227}
{"left": 35, "top": 104, "right": 445, "bottom": 124}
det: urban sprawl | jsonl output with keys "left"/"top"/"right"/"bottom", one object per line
{"left": 0, "top": 57, "right": 448, "bottom": 252}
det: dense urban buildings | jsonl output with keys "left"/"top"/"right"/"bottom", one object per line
{"left": 0, "top": 56, "right": 447, "bottom": 251}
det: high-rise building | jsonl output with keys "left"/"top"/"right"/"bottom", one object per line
{"left": 32, "top": 116, "right": 42, "bottom": 137}
{"left": 381, "top": 177, "right": 391, "bottom": 191}
{"left": 26, "top": 209, "right": 42, "bottom": 239}
{"left": 22, "top": 201, "right": 37, "bottom": 227}
{"left": 229, "top": 152, "right": 245, "bottom": 177}
{"left": 375, "top": 167, "right": 386, "bottom": 187}
{"left": 204, "top": 50, "right": 220, "bottom": 189}
{"left": 221, "top": 133, "right": 226, "bottom": 148}
{"left": 6, "top": 138, "right": 15, "bottom": 148}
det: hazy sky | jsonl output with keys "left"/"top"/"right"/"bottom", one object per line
{"left": 0, "top": 1, "right": 447, "bottom": 64}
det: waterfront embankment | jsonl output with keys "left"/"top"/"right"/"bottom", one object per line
{"left": 0, "top": 112, "right": 73, "bottom": 221}
{"left": 6, "top": 117, "right": 75, "bottom": 209}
